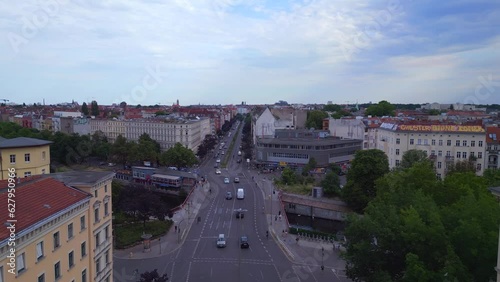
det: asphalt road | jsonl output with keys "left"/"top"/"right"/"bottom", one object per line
{"left": 114, "top": 124, "right": 350, "bottom": 282}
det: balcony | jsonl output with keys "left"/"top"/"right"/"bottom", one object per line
{"left": 429, "top": 154, "right": 437, "bottom": 160}
{"left": 445, "top": 156, "right": 454, "bottom": 162}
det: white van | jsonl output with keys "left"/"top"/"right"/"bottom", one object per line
{"left": 217, "top": 234, "right": 226, "bottom": 248}
{"left": 237, "top": 188, "right": 244, "bottom": 200}
{"left": 238, "top": 151, "right": 242, "bottom": 156}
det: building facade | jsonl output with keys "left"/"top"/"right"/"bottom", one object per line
{"left": 0, "top": 137, "right": 52, "bottom": 180}
{"left": 486, "top": 126, "right": 500, "bottom": 170}
{"left": 377, "top": 122, "right": 486, "bottom": 178}
{"left": 255, "top": 129, "right": 362, "bottom": 168}
{"left": 0, "top": 171, "right": 114, "bottom": 282}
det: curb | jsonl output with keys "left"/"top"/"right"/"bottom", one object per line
{"left": 272, "top": 229, "right": 295, "bottom": 261}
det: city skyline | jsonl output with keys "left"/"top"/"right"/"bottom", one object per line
{"left": 1, "top": 0, "right": 499, "bottom": 106}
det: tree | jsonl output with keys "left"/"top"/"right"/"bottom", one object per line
{"left": 281, "top": 167, "right": 296, "bottom": 185}
{"left": 160, "top": 143, "right": 198, "bottom": 168}
{"left": 365, "top": 100, "right": 396, "bottom": 117}
{"left": 331, "top": 109, "right": 352, "bottom": 119}
{"left": 90, "top": 100, "right": 99, "bottom": 116}
{"left": 137, "top": 133, "right": 161, "bottom": 164}
{"left": 427, "top": 109, "right": 441, "bottom": 115}
{"left": 120, "top": 187, "right": 170, "bottom": 230}
{"left": 139, "top": 269, "right": 168, "bottom": 282}
{"left": 400, "top": 149, "right": 432, "bottom": 169}
{"left": 342, "top": 149, "right": 389, "bottom": 213}
{"left": 81, "top": 102, "right": 89, "bottom": 116}
{"left": 323, "top": 104, "right": 342, "bottom": 112}
{"left": 110, "top": 135, "right": 135, "bottom": 165}
{"left": 301, "top": 157, "right": 317, "bottom": 176}
{"left": 305, "top": 110, "right": 328, "bottom": 129}
{"left": 482, "top": 168, "right": 500, "bottom": 186}
{"left": 321, "top": 171, "right": 341, "bottom": 196}
{"left": 111, "top": 180, "right": 123, "bottom": 211}
{"left": 446, "top": 159, "right": 476, "bottom": 176}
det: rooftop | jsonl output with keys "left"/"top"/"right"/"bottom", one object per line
{"left": 257, "top": 136, "right": 362, "bottom": 146}
{"left": 0, "top": 177, "right": 91, "bottom": 241}
{"left": 0, "top": 137, "right": 53, "bottom": 148}
{"left": 49, "top": 171, "right": 115, "bottom": 186}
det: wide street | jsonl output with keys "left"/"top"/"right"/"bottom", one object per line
{"left": 114, "top": 123, "right": 350, "bottom": 282}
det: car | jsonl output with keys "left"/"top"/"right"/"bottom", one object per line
{"left": 216, "top": 159, "right": 221, "bottom": 163}
{"left": 240, "top": 236, "right": 249, "bottom": 248}
{"left": 234, "top": 177, "right": 240, "bottom": 183}
{"left": 215, "top": 169, "right": 221, "bottom": 174}
{"left": 224, "top": 177, "right": 230, "bottom": 184}
{"left": 225, "top": 192, "right": 232, "bottom": 200}
{"left": 217, "top": 234, "right": 226, "bottom": 248}
{"left": 235, "top": 210, "right": 244, "bottom": 219}
{"left": 221, "top": 151, "right": 225, "bottom": 155}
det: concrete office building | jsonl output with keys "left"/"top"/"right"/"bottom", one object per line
{"left": 255, "top": 129, "right": 362, "bottom": 168}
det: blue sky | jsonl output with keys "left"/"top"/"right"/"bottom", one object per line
{"left": 0, "top": 0, "right": 499, "bottom": 106}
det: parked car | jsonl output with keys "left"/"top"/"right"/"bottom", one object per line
{"left": 226, "top": 192, "right": 232, "bottom": 200}
{"left": 224, "top": 177, "right": 230, "bottom": 184}
{"left": 215, "top": 169, "right": 221, "bottom": 174}
{"left": 240, "top": 236, "right": 249, "bottom": 249}
{"left": 234, "top": 177, "right": 240, "bottom": 183}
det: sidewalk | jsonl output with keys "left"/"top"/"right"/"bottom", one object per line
{"left": 113, "top": 181, "right": 211, "bottom": 259}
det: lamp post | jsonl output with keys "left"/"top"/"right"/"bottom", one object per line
{"left": 321, "top": 247, "right": 324, "bottom": 271}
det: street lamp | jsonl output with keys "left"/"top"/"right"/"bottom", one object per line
{"left": 321, "top": 247, "right": 324, "bottom": 271}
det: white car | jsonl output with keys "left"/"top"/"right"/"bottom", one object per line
{"left": 224, "top": 177, "right": 230, "bottom": 184}
{"left": 215, "top": 169, "right": 221, "bottom": 174}
{"left": 216, "top": 159, "right": 221, "bottom": 163}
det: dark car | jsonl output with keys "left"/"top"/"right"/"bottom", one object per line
{"left": 240, "top": 236, "right": 249, "bottom": 248}
{"left": 235, "top": 210, "right": 244, "bottom": 219}
{"left": 225, "top": 192, "right": 232, "bottom": 200}
{"left": 234, "top": 177, "right": 240, "bottom": 183}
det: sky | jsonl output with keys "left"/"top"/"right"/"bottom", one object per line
{"left": 0, "top": 0, "right": 499, "bottom": 106}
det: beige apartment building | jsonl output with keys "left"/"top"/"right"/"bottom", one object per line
{"left": 0, "top": 137, "right": 52, "bottom": 180}
{"left": 0, "top": 171, "right": 114, "bottom": 282}
{"left": 377, "top": 122, "right": 486, "bottom": 178}
{"left": 90, "top": 117, "right": 211, "bottom": 151}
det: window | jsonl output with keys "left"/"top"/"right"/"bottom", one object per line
{"left": 471, "top": 140, "right": 475, "bottom": 147}
{"left": 104, "top": 184, "right": 108, "bottom": 193}
{"left": 68, "top": 251, "right": 74, "bottom": 268}
{"left": 0, "top": 266, "right": 3, "bottom": 282}
{"left": 447, "top": 140, "right": 451, "bottom": 146}
{"left": 105, "top": 250, "right": 110, "bottom": 265}
{"left": 9, "top": 154, "right": 15, "bottom": 164}
{"left": 94, "top": 189, "right": 98, "bottom": 198}
{"left": 81, "top": 242, "right": 86, "bottom": 258}
{"left": 431, "top": 150, "right": 435, "bottom": 156}
{"left": 53, "top": 232, "right": 60, "bottom": 249}
{"left": 431, "top": 139, "right": 436, "bottom": 145}
{"left": 477, "top": 163, "right": 482, "bottom": 171}
{"left": 470, "top": 152, "right": 475, "bottom": 157}
{"left": 439, "top": 140, "right": 443, "bottom": 146}
{"left": 437, "top": 162, "right": 442, "bottom": 169}
{"left": 24, "top": 153, "right": 30, "bottom": 162}
{"left": 478, "top": 152, "right": 483, "bottom": 159}
{"left": 38, "top": 273, "right": 45, "bottom": 282}
{"left": 68, "top": 223, "right": 74, "bottom": 240}
{"left": 80, "top": 216, "right": 86, "bottom": 231}
{"left": 446, "top": 151, "right": 451, "bottom": 157}
{"left": 437, "top": 173, "right": 442, "bottom": 180}
{"left": 82, "top": 269, "right": 87, "bottom": 282}
{"left": 410, "top": 139, "right": 414, "bottom": 145}
{"left": 17, "top": 253, "right": 26, "bottom": 273}
{"left": 36, "top": 241, "right": 44, "bottom": 261}
{"left": 396, "top": 138, "right": 400, "bottom": 144}
{"left": 438, "top": 150, "right": 442, "bottom": 156}
{"left": 417, "top": 139, "right": 422, "bottom": 145}
{"left": 456, "top": 152, "right": 461, "bottom": 158}
{"left": 42, "top": 151, "right": 46, "bottom": 160}
{"left": 104, "top": 202, "right": 109, "bottom": 217}
{"left": 395, "top": 160, "right": 400, "bottom": 166}
{"left": 424, "top": 139, "right": 428, "bottom": 145}
{"left": 105, "top": 225, "right": 109, "bottom": 239}
{"left": 96, "top": 257, "right": 101, "bottom": 273}
{"left": 96, "top": 232, "right": 101, "bottom": 248}
{"left": 463, "top": 140, "right": 467, "bottom": 147}
{"left": 94, "top": 208, "right": 100, "bottom": 223}
{"left": 462, "top": 152, "right": 467, "bottom": 159}
{"left": 54, "top": 261, "right": 61, "bottom": 280}
{"left": 23, "top": 171, "right": 31, "bottom": 178}
{"left": 41, "top": 169, "right": 46, "bottom": 174}
{"left": 479, "top": 141, "right": 483, "bottom": 147}
{"left": 455, "top": 140, "right": 460, "bottom": 146}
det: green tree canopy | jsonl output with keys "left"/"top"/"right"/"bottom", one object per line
{"left": 321, "top": 171, "right": 341, "bottom": 196}
{"left": 160, "top": 143, "right": 198, "bottom": 168}
{"left": 281, "top": 167, "right": 297, "bottom": 185}
{"left": 342, "top": 149, "right": 389, "bottom": 213}
{"left": 343, "top": 164, "right": 500, "bottom": 282}
{"left": 323, "top": 104, "right": 342, "bottom": 112}
{"left": 400, "top": 149, "right": 432, "bottom": 169}
{"left": 365, "top": 100, "right": 396, "bottom": 117}
{"left": 90, "top": 100, "right": 99, "bottom": 116}
{"left": 305, "top": 110, "right": 328, "bottom": 129}
{"left": 81, "top": 102, "right": 89, "bottom": 116}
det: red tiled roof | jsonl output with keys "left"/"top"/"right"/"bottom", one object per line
{"left": 0, "top": 177, "right": 91, "bottom": 241}
{"left": 486, "top": 126, "right": 500, "bottom": 143}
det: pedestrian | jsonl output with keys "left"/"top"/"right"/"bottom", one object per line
{"left": 275, "top": 215, "right": 277, "bottom": 221}
{"left": 279, "top": 214, "right": 282, "bottom": 221}
{"left": 174, "top": 225, "right": 177, "bottom": 232}
{"left": 278, "top": 211, "right": 281, "bottom": 216}
{"left": 296, "top": 237, "right": 299, "bottom": 244}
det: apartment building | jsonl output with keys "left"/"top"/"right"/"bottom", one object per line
{"left": 90, "top": 117, "right": 211, "bottom": 152}
{"left": 0, "top": 137, "right": 52, "bottom": 180}
{"left": 377, "top": 122, "right": 486, "bottom": 178}
{"left": 486, "top": 126, "right": 500, "bottom": 170}
{"left": 0, "top": 170, "right": 114, "bottom": 282}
